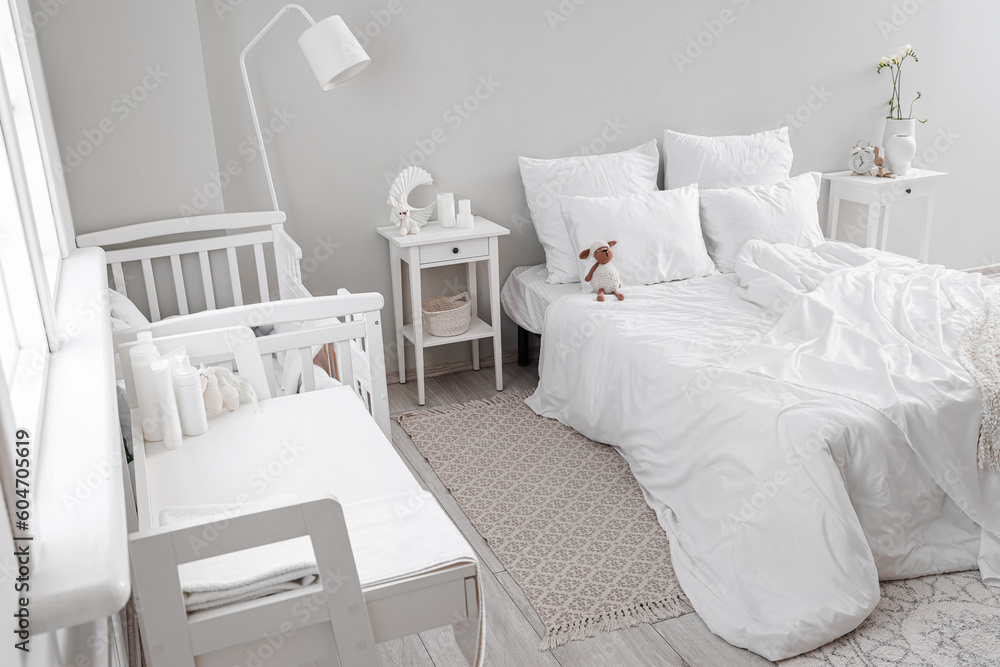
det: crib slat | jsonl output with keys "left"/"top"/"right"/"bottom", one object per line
{"left": 300, "top": 348, "right": 315, "bottom": 392}
{"left": 335, "top": 340, "right": 354, "bottom": 391}
{"left": 227, "top": 247, "right": 243, "bottom": 307}
{"left": 140, "top": 258, "right": 161, "bottom": 322}
{"left": 111, "top": 263, "right": 126, "bottom": 295}
{"left": 253, "top": 243, "right": 269, "bottom": 303}
{"left": 199, "top": 251, "right": 216, "bottom": 310}
{"left": 261, "top": 352, "right": 277, "bottom": 398}
{"left": 170, "top": 255, "right": 189, "bottom": 316}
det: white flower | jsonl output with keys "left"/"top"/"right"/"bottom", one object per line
{"left": 905, "top": 43, "right": 913, "bottom": 51}
{"left": 880, "top": 56, "right": 891, "bottom": 65}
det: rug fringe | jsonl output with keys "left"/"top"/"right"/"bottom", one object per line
{"left": 395, "top": 390, "right": 534, "bottom": 423}
{"left": 537, "top": 595, "right": 690, "bottom": 651}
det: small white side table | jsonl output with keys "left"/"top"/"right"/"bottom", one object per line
{"left": 824, "top": 169, "right": 946, "bottom": 262}
{"left": 377, "top": 217, "right": 510, "bottom": 405}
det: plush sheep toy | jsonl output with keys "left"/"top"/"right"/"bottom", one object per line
{"left": 579, "top": 240, "right": 624, "bottom": 302}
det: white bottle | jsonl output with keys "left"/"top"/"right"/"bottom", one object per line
{"left": 129, "top": 331, "right": 163, "bottom": 442}
{"left": 173, "top": 355, "right": 208, "bottom": 437}
{"left": 456, "top": 199, "right": 474, "bottom": 229}
{"left": 150, "top": 359, "right": 183, "bottom": 450}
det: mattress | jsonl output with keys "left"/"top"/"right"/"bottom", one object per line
{"left": 500, "top": 264, "right": 580, "bottom": 334}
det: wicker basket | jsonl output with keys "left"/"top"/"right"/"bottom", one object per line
{"left": 422, "top": 292, "right": 472, "bottom": 337}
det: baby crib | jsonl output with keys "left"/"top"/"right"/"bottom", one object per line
{"left": 79, "top": 212, "right": 482, "bottom": 665}
{"left": 76, "top": 210, "right": 389, "bottom": 434}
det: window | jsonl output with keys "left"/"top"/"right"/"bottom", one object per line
{"left": 0, "top": 0, "right": 68, "bottom": 292}
{"left": 0, "top": 0, "right": 64, "bottom": 444}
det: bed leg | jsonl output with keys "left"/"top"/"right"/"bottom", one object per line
{"left": 454, "top": 575, "right": 481, "bottom": 666}
{"left": 517, "top": 326, "right": 530, "bottom": 366}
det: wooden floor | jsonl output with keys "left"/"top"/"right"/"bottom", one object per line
{"left": 379, "top": 361, "right": 774, "bottom": 667}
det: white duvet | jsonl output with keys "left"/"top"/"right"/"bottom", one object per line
{"left": 527, "top": 240, "right": 1000, "bottom": 660}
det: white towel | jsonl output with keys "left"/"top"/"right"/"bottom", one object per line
{"left": 159, "top": 490, "right": 477, "bottom": 611}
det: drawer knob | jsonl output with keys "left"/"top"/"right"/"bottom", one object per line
{"left": 452, "top": 247, "right": 459, "bottom": 254}
{"left": 905, "top": 188, "right": 912, "bottom": 194}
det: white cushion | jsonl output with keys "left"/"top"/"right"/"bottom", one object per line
{"left": 699, "top": 172, "right": 824, "bottom": 273}
{"left": 519, "top": 140, "right": 659, "bottom": 284}
{"left": 559, "top": 185, "right": 716, "bottom": 291}
{"left": 664, "top": 128, "right": 792, "bottom": 190}
{"left": 108, "top": 289, "right": 150, "bottom": 329}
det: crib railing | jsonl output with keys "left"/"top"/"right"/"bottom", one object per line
{"left": 77, "top": 211, "right": 302, "bottom": 320}
{"left": 84, "top": 212, "right": 390, "bottom": 436}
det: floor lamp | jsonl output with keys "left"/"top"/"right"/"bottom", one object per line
{"left": 240, "top": 4, "right": 371, "bottom": 212}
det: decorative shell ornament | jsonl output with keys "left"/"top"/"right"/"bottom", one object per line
{"left": 387, "top": 166, "right": 435, "bottom": 230}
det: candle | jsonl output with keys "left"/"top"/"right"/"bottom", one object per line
{"left": 437, "top": 192, "right": 456, "bottom": 228}
{"left": 457, "top": 199, "right": 473, "bottom": 229}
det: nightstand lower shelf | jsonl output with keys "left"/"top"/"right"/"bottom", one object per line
{"left": 401, "top": 316, "right": 495, "bottom": 348}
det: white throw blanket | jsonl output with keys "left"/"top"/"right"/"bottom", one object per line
{"left": 528, "top": 240, "right": 1000, "bottom": 660}
{"left": 958, "top": 288, "right": 1000, "bottom": 471}
{"left": 160, "top": 490, "right": 478, "bottom": 612}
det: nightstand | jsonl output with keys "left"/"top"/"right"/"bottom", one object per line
{"left": 824, "top": 169, "right": 946, "bottom": 262}
{"left": 377, "top": 217, "right": 510, "bottom": 405}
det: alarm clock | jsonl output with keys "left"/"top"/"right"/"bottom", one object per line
{"left": 850, "top": 140, "right": 877, "bottom": 175}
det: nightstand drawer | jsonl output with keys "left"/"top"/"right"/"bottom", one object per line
{"left": 420, "top": 237, "right": 489, "bottom": 264}
{"left": 879, "top": 179, "right": 935, "bottom": 205}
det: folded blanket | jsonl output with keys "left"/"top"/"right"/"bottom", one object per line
{"left": 159, "top": 490, "right": 478, "bottom": 612}
{"left": 958, "top": 288, "right": 1000, "bottom": 471}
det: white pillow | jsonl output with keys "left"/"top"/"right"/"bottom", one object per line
{"left": 664, "top": 127, "right": 792, "bottom": 190}
{"left": 108, "top": 289, "right": 150, "bottom": 329}
{"left": 519, "top": 140, "right": 659, "bottom": 284}
{"left": 699, "top": 172, "right": 824, "bottom": 273}
{"left": 559, "top": 185, "right": 716, "bottom": 291}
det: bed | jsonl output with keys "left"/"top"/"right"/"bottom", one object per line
{"left": 514, "top": 128, "right": 1000, "bottom": 660}
{"left": 500, "top": 264, "right": 579, "bottom": 364}
{"left": 527, "top": 239, "right": 1000, "bottom": 660}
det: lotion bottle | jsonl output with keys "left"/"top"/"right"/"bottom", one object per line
{"left": 173, "top": 355, "right": 208, "bottom": 437}
{"left": 129, "top": 331, "right": 163, "bottom": 442}
{"left": 150, "top": 359, "right": 183, "bottom": 450}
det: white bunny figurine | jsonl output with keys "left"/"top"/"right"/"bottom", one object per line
{"left": 389, "top": 194, "right": 420, "bottom": 237}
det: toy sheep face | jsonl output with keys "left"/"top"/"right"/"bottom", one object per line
{"left": 580, "top": 240, "right": 617, "bottom": 265}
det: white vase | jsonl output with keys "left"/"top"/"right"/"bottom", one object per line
{"left": 882, "top": 118, "right": 917, "bottom": 175}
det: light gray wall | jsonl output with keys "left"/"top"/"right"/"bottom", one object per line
{"left": 32, "top": 0, "right": 1000, "bottom": 368}
{"left": 30, "top": 0, "right": 223, "bottom": 235}
{"left": 192, "top": 0, "right": 1000, "bottom": 368}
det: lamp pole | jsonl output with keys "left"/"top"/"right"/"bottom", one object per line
{"left": 239, "top": 4, "right": 316, "bottom": 212}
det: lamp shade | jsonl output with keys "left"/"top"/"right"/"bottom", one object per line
{"left": 297, "top": 15, "right": 370, "bottom": 90}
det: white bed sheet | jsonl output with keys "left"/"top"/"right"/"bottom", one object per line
{"left": 527, "top": 243, "right": 998, "bottom": 660}
{"left": 500, "top": 264, "right": 580, "bottom": 334}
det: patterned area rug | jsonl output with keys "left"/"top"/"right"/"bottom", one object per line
{"left": 784, "top": 570, "right": 1000, "bottom": 667}
{"left": 397, "top": 392, "right": 690, "bottom": 649}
